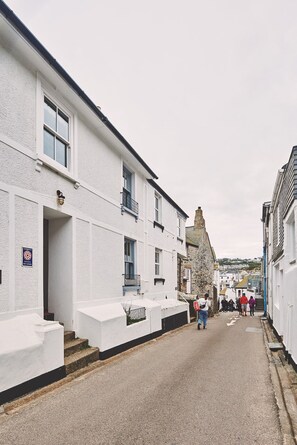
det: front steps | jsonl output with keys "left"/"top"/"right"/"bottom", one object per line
{"left": 64, "top": 330, "right": 99, "bottom": 375}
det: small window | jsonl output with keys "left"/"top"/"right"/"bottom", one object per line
{"left": 155, "top": 193, "right": 161, "bottom": 223}
{"left": 177, "top": 216, "right": 181, "bottom": 237}
{"left": 155, "top": 248, "right": 161, "bottom": 276}
{"left": 276, "top": 205, "right": 280, "bottom": 246}
{"left": 43, "top": 97, "right": 70, "bottom": 168}
{"left": 287, "top": 213, "right": 296, "bottom": 262}
{"left": 124, "top": 238, "right": 135, "bottom": 278}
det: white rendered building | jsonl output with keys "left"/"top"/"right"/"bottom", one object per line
{"left": 0, "top": 2, "right": 188, "bottom": 402}
{"left": 262, "top": 147, "right": 297, "bottom": 370}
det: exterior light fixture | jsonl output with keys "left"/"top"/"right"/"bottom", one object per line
{"left": 56, "top": 190, "right": 65, "bottom": 206}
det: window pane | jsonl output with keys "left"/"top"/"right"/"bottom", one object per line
{"left": 57, "top": 109, "right": 69, "bottom": 140}
{"left": 56, "top": 138, "right": 67, "bottom": 167}
{"left": 44, "top": 98, "right": 56, "bottom": 130}
{"left": 155, "top": 264, "right": 160, "bottom": 275}
{"left": 43, "top": 129, "right": 55, "bottom": 160}
{"left": 123, "top": 167, "right": 132, "bottom": 192}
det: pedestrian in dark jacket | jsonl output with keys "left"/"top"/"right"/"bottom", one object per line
{"left": 249, "top": 296, "right": 256, "bottom": 316}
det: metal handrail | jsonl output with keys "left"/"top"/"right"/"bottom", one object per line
{"left": 121, "top": 189, "right": 139, "bottom": 214}
{"left": 123, "top": 274, "right": 141, "bottom": 287}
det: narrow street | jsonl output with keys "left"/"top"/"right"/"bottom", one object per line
{"left": 0, "top": 313, "right": 282, "bottom": 445}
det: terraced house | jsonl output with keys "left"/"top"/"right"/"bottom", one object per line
{"left": 262, "top": 146, "right": 297, "bottom": 371}
{"left": 0, "top": 1, "right": 189, "bottom": 403}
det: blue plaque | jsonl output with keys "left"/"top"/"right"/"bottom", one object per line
{"left": 22, "top": 247, "right": 33, "bottom": 267}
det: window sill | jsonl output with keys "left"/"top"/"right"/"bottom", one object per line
{"left": 154, "top": 278, "right": 165, "bottom": 285}
{"left": 153, "top": 221, "right": 164, "bottom": 232}
{"left": 36, "top": 156, "right": 79, "bottom": 187}
{"left": 123, "top": 285, "right": 141, "bottom": 295}
{"left": 121, "top": 205, "right": 138, "bottom": 221}
{"left": 177, "top": 237, "right": 184, "bottom": 243}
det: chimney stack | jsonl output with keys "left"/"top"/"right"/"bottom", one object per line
{"left": 194, "top": 206, "right": 205, "bottom": 229}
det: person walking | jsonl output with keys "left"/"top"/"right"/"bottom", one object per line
{"left": 240, "top": 293, "right": 248, "bottom": 316}
{"left": 197, "top": 293, "right": 211, "bottom": 329}
{"left": 193, "top": 295, "right": 200, "bottom": 329}
{"left": 249, "top": 296, "right": 256, "bottom": 316}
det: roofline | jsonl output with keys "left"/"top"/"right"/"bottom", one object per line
{"left": 147, "top": 179, "right": 188, "bottom": 219}
{"left": 0, "top": 0, "right": 158, "bottom": 180}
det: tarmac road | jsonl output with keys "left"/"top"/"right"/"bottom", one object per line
{"left": 0, "top": 312, "right": 282, "bottom": 445}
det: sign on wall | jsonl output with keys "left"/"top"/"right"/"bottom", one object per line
{"left": 22, "top": 247, "right": 33, "bottom": 267}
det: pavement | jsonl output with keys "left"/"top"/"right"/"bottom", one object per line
{"left": 261, "top": 316, "right": 297, "bottom": 445}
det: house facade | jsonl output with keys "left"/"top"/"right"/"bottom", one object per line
{"left": 262, "top": 146, "right": 297, "bottom": 369}
{"left": 0, "top": 2, "right": 188, "bottom": 402}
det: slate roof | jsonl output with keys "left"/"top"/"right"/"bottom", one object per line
{"left": 235, "top": 276, "right": 249, "bottom": 289}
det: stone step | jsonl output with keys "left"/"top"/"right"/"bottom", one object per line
{"left": 64, "top": 338, "right": 89, "bottom": 357}
{"left": 255, "top": 298, "right": 264, "bottom": 311}
{"left": 64, "top": 330, "right": 75, "bottom": 343}
{"left": 64, "top": 347, "right": 99, "bottom": 375}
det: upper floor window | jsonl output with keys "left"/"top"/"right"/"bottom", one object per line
{"left": 122, "top": 166, "right": 139, "bottom": 215}
{"left": 287, "top": 213, "right": 296, "bottom": 263}
{"left": 155, "top": 192, "right": 161, "bottom": 223}
{"left": 155, "top": 248, "right": 161, "bottom": 276}
{"left": 177, "top": 216, "right": 181, "bottom": 238}
{"left": 276, "top": 205, "right": 280, "bottom": 246}
{"left": 43, "top": 97, "right": 70, "bottom": 168}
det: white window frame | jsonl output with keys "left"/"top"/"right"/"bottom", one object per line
{"left": 36, "top": 77, "right": 75, "bottom": 177}
{"left": 124, "top": 237, "right": 136, "bottom": 278}
{"left": 177, "top": 215, "right": 182, "bottom": 238}
{"left": 276, "top": 205, "right": 280, "bottom": 246}
{"left": 154, "top": 192, "right": 161, "bottom": 223}
{"left": 43, "top": 96, "right": 70, "bottom": 168}
{"left": 155, "top": 248, "right": 162, "bottom": 276}
{"left": 286, "top": 211, "right": 296, "bottom": 263}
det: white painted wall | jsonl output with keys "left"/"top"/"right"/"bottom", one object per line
{"left": 0, "top": 314, "right": 63, "bottom": 393}
{"left": 0, "top": 10, "right": 188, "bottom": 395}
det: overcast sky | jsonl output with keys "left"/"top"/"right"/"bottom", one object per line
{"left": 4, "top": 0, "right": 297, "bottom": 258}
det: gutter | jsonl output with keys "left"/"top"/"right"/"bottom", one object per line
{"left": 0, "top": 0, "right": 158, "bottom": 180}
{"left": 147, "top": 179, "right": 188, "bottom": 219}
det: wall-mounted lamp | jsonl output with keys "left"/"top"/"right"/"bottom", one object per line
{"left": 57, "top": 190, "right": 65, "bottom": 206}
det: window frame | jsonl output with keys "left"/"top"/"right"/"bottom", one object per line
{"left": 37, "top": 79, "right": 75, "bottom": 177}
{"left": 154, "top": 192, "right": 162, "bottom": 223}
{"left": 286, "top": 211, "right": 296, "bottom": 264}
{"left": 43, "top": 96, "right": 70, "bottom": 168}
{"left": 155, "top": 248, "right": 162, "bottom": 276}
{"left": 124, "top": 237, "right": 135, "bottom": 278}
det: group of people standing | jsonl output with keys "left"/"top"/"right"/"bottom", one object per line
{"left": 220, "top": 293, "right": 257, "bottom": 316}
{"left": 238, "top": 293, "right": 256, "bottom": 316}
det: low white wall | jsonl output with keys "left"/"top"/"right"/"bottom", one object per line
{"left": 0, "top": 314, "right": 64, "bottom": 393}
{"left": 160, "top": 299, "right": 189, "bottom": 322}
{"left": 77, "top": 298, "right": 162, "bottom": 352}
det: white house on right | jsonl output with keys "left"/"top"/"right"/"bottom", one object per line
{"left": 262, "top": 146, "right": 297, "bottom": 370}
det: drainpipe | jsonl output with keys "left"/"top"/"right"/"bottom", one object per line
{"left": 263, "top": 244, "right": 267, "bottom": 317}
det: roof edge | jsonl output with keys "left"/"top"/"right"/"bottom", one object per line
{"left": 0, "top": 0, "right": 158, "bottom": 180}
{"left": 147, "top": 179, "right": 188, "bottom": 219}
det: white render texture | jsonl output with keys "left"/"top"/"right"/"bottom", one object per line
{"left": 0, "top": 314, "right": 63, "bottom": 392}
{"left": 77, "top": 299, "right": 162, "bottom": 352}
